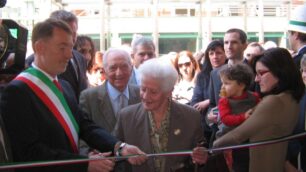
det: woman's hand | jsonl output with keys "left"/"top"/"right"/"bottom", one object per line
{"left": 193, "top": 99, "right": 210, "bottom": 111}
{"left": 121, "top": 144, "right": 148, "bottom": 165}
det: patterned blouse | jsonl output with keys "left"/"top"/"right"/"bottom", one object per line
{"left": 148, "top": 106, "right": 170, "bottom": 172}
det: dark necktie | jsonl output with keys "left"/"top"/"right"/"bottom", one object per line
{"left": 53, "top": 80, "right": 62, "bottom": 92}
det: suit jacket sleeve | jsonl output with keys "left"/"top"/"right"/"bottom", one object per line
{"left": 61, "top": 80, "right": 119, "bottom": 153}
{"left": 191, "top": 71, "right": 205, "bottom": 106}
{"left": 213, "top": 95, "right": 293, "bottom": 148}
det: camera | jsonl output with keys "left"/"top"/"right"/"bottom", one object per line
{"left": 0, "top": 0, "right": 28, "bottom": 92}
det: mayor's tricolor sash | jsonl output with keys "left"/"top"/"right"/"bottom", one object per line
{"left": 15, "top": 67, "right": 79, "bottom": 153}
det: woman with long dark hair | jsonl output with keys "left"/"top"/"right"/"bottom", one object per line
{"left": 213, "top": 47, "right": 305, "bottom": 172}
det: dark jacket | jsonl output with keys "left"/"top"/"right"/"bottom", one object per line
{"left": 0, "top": 78, "right": 118, "bottom": 172}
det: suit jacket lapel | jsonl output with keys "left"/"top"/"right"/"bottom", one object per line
{"left": 128, "top": 85, "right": 139, "bottom": 105}
{"left": 136, "top": 105, "right": 155, "bottom": 171}
{"left": 97, "top": 83, "right": 117, "bottom": 132}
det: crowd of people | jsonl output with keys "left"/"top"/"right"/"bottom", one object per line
{"left": 0, "top": 3, "right": 305, "bottom": 172}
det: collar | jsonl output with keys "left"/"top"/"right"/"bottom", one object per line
{"left": 297, "top": 45, "right": 306, "bottom": 55}
{"left": 107, "top": 81, "right": 129, "bottom": 101}
{"left": 32, "top": 63, "right": 58, "bottom": 81}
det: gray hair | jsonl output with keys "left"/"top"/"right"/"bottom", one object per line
{"left": 138, "top": 58, "right": 178, "bottom": 92}
{"left": 50, "top": 10, "right": 78, "bottom": 23}
{"left": 247, "top": 42, "right": 265, "bottom": 52}
{"left": 132, "top": 37, "right": 155, "bottom": 52}
{"left": 103, "top": 48, "right": 132, "bottom": 68}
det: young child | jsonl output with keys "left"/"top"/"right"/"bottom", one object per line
{"left": 216, "top": 63, "right": 260, "bottom": 138}
{"left": 216, "top": 63, "right": 261, "bottom": 171}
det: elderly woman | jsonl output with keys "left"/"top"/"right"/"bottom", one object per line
{"left": 213, "top": 48, "right": 305, "bottom": 172}
{"left": 115, "top": 58, "right": 208, "bottom": 172}
{"left": 172, "top": 50, "right": 200, "bottom": 105}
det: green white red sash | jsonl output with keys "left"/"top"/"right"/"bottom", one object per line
{"left": 14, "top": 67, "right": 79, "bottom": 153}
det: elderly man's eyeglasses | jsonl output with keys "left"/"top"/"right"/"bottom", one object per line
{"left": 256, "top": 70, "right": 270, "bottom": 78}
{"left": 178, "top": 62, "right": 191, "bottom": 68}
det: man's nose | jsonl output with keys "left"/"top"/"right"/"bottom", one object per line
{"left": 115, "top": 68, "right": 123, "bottom": 75}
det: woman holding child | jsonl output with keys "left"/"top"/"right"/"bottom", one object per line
{"left": 213, "top": 47, "right": 305, "bottom": 172}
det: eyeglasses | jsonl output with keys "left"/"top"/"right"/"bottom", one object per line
{"left": 178, "top": 62, "right": 191, "bottom": 68}
{"left": 256, "top": 70, "right": 270, "bottom": 78}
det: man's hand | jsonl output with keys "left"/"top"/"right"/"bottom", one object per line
{"left": 121, "top": 144, "right": 147, "bottom": 165}
{"left": 191, "top": 147, "right": 208, "bottom": 165}
{"left": 88, "top": 152, "right": 115, "bottom": 172}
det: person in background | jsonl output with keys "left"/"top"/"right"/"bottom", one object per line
{"left": 208, "top": 28, "right": 248, "bottom": 112}
{"left": 286, "top": 54, "right": 306, "bottom": 172}
{"left": 287, "top": 4, "right": 306, "bottom": 70}
{"left": 74, "top": 35, "right": 104, "bottom": 87}
{"left": 74, "top": 35, "right": 95, "bottom": 64}
{"left": 90, "top": 51, "right": 105, "bottom": 86}
{"left": 25, "top": 10, "right": 88, "bottom": 100}
{"left": 172, "top": 50, "right": 200, "bottom": 105}
{"left": 213, "top": 47, "right": 305, "bottom": 172}
{"left": 285, "top": 5, "right": 306, "bottom": 171}
{"left": 207, "top": 29, "right": 249, "bottom": 172}
{"left": 115, "top": 58, "right": 208, "bottom": 172}
{"left": 243, "top": 42, "right": 264, "bottom": 65}
{"left": 0, "top": 18, "right": 146, "bottom": 172}
{"left": 129, "top": 37, "right": 156, "bottom": 86}
{"left": 191, "top": 40, "right": 227, "bottom": 144}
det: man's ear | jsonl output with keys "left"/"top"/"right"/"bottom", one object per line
{"left": 242, "top": 42, "right": 248, "bottom": 51}
{"left": 33, "top": 40, "right": 45, "bottom": 55}
{"left": 130, "top": 53, "right": 135, "bottom": 64}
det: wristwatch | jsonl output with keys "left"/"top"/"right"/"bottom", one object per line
{"left": 115, "top": 142, "right": 126, "bottom": 156}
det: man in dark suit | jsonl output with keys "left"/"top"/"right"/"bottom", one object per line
{"left": 25, "top": 10, "right": 88, "bottom": 100}
{"left": 0, "top": 19, "right": 146, "bottom": 172}
{"left": 50, "top": 10, "right": 88, "bottom": 100}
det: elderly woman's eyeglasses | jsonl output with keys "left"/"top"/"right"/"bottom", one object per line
{"left": 178, "top": 62, "right": 191, "bottom": 68}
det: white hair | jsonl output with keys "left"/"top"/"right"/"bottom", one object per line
{"left": 138, "top": 58, "right": 178, "bottom": 92}
{"left": 102, "top": 47, "right": 132, "bottom": 69}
